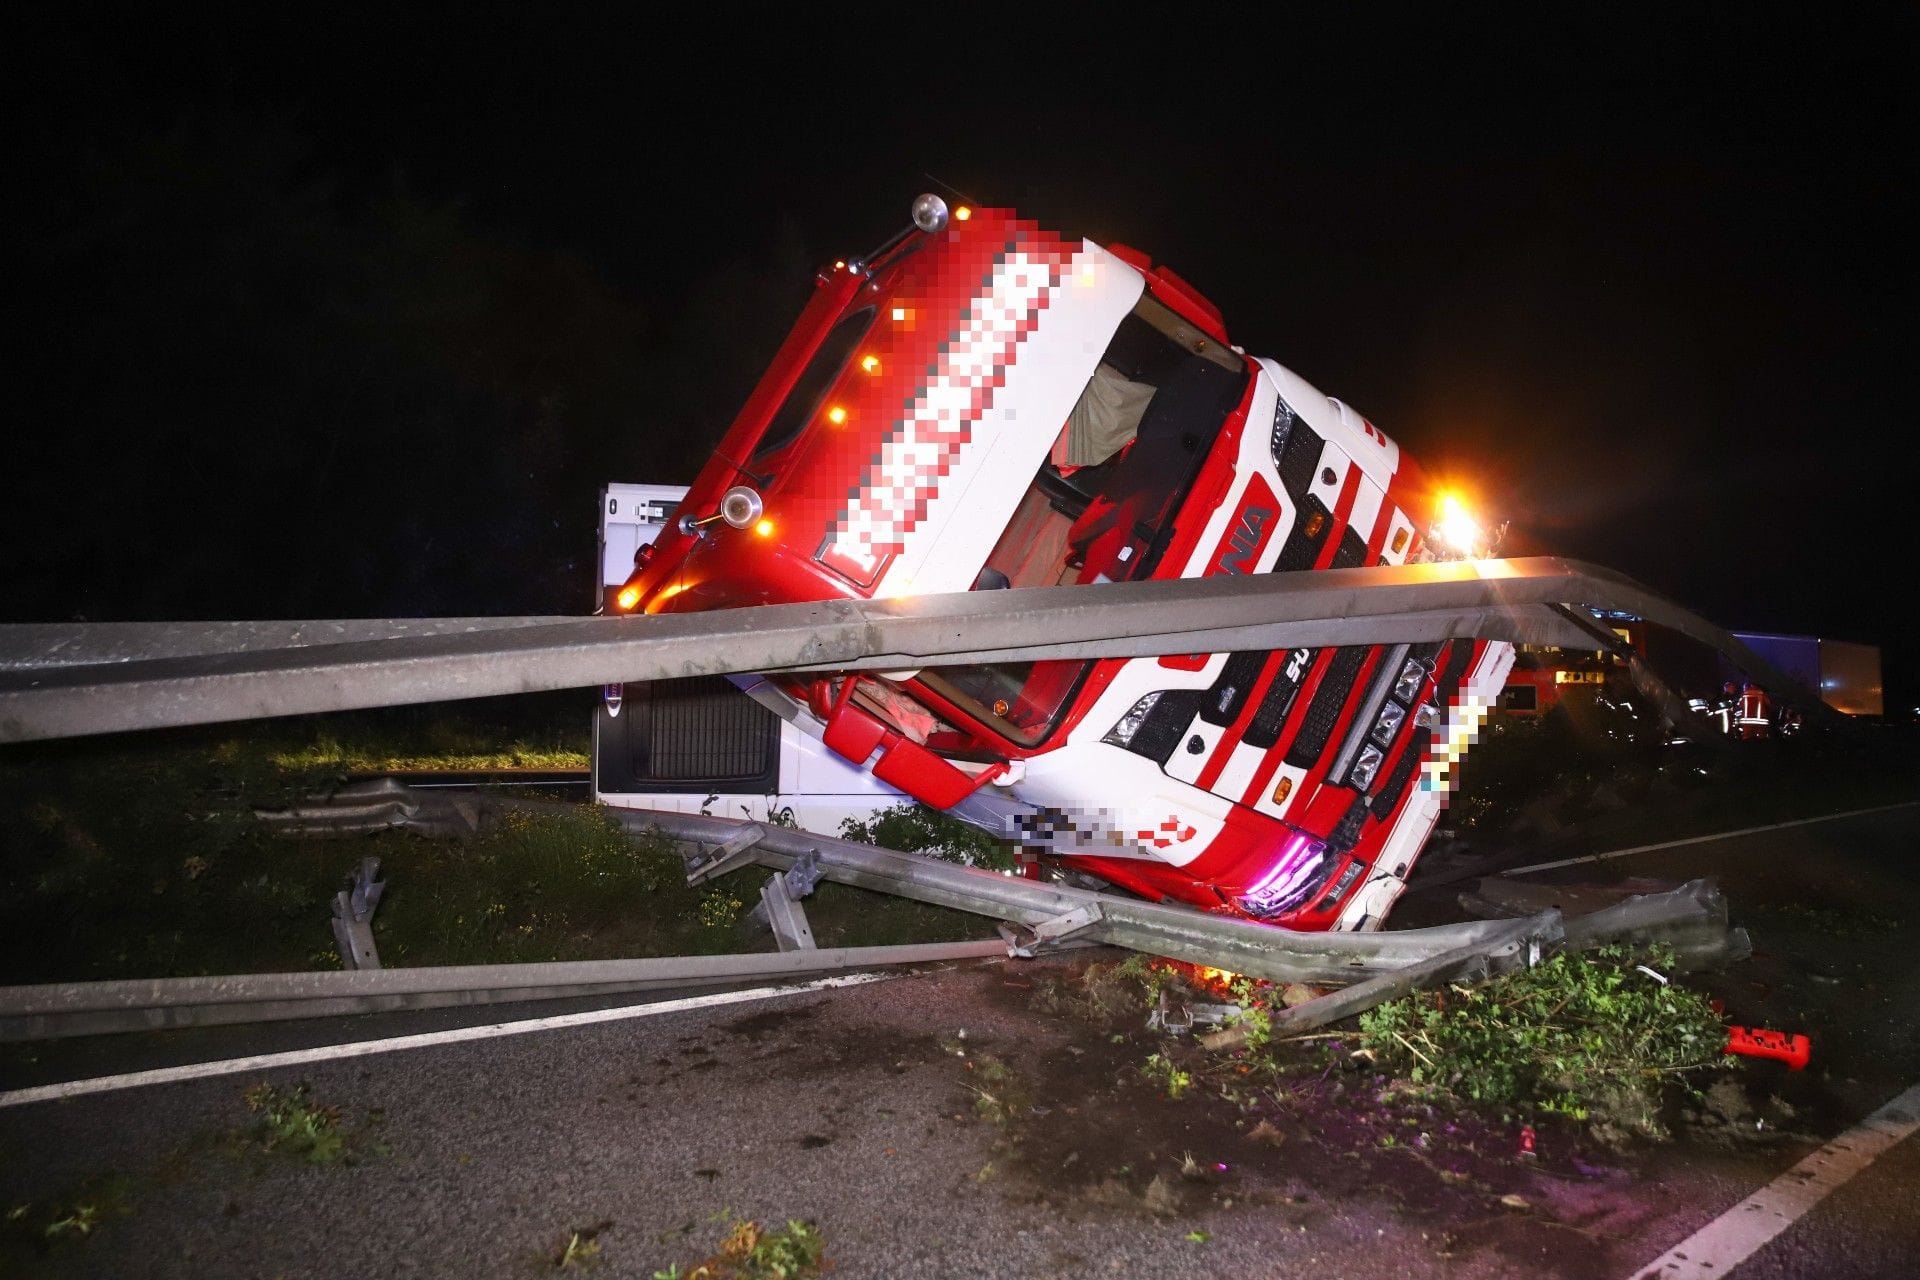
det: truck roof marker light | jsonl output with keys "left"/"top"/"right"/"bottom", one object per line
{"left": 614, "top": 584, "right": 641, "bottom": 612}
{"left": 754, "top": 518, "right": 775, "bottom": 538}
{"left": 860, "top": 355, "right": 881, "bottom": 374}
{"left": 826, "top": 405, "right": 848, "bottom": 425}
{"left": 954, "top": 205, "right": 972, "bottom": 222}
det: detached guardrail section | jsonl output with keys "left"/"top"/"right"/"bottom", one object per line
{"left": 0, "top": 782, "right": 1747, "bottom": 1042}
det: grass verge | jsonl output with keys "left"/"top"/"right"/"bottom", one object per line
{"left": 0, "top": 695, "right": 981, "bottom": 984}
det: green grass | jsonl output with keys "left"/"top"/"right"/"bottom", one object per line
{"left": 0, "top": 695, "right": 983, "bottom": 983}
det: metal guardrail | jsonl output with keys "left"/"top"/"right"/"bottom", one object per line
{"left": 0, "top": 781, "right": 1748, "bottom": 1042}
{"left": 263, "top": 783, "right": 1748, "bottom": 981}
{"left": 0, "top": 941, "right": 1009, "bottom": 1042}
{"left": 563, "top": 800, "right": 1749, "bottom": 980}
{"left": 0, "top": 557, "right": 1822, "bottom": 743}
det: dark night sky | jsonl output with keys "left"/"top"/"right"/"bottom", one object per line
{"left": 8, "top": 7, "right": 1917, "bottom": 709}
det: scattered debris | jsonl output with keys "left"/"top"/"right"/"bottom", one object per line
{"left": 652, "top": 1218, "right": 826, "bottom": 1280}
{"left": 1246, "top": 1120, "right": 1287, "bottom": 1148}
{"left": 1140, "top": 1176, "right": 1181, "bottom": 1217}
{"left": 552, "top": 1221, "right": 612, "bottom": 1271}
{"left": 242, "top": 1082, "right": 347, "bottom": 1164}
{"left": 1352, "top": 944, "right": 1732, "bottom": 1138}
{"left": 1727, "top": 1026, "right": 1811, "bottom": 1070}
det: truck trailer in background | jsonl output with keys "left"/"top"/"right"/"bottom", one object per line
{"left": 1496, "top": 619, "right": 1884, "bottom": 721}
{"left": 1727, "top": 632, "right": 1884, "bottom": 718}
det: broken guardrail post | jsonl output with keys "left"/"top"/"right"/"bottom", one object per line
{"left": 1197, "top": 912, "right": 1563, "bottom": 1047}
{"left": 684, "top": 825, "right": 766, "bottom": 885}
{"left": 330, "top": 856, "right": 385, "bottom": 971}
{"left": 747, "top": 851, "right": 823, "bottom": 952}
{"left": 1001, "top": 902, "right": 1106, "bottom": 957}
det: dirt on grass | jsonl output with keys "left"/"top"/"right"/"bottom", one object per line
{"left": 940, "top": 954, "right": 1817, "bottom": 1278}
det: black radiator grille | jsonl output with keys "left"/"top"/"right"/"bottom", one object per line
{"left": 1435, "top": 640, "right": 1474, "bottom": 706}
{"left": 1285, "top": 646, "right": 1370, "bottom": 769}
{"left": 634, "top": 677, "right": 778, "bottom": 782}
{"left": 1127, "top": 688, "right": 1206, "bottom": 765}
{"left": 1199, "top": 651, "right": 1268, "bottom": 727}
{"left": 1371, "top": 726, "right": 1428, "bottom": 819}
{"left": 1272, "top": 494, "right": 1331, "bottom": 573}
{"left": 1244, "top": 647, "right": 1315, "bottom": 751}
{"left": 1275, "top": 419, "right": 1325, "bottom": 502}
{"left": 1332, "top": 526, "right": 1369, "bottom": 569}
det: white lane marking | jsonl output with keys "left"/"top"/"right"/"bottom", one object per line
{"left": 0, "top": 973, "right": 891, "bottom": 1109}
{"left": 1627, "top": 1082, "right": 1920, "bottom": 1279}
{"left": 1502, "top": 800, "right": 1920, "bottom": 877}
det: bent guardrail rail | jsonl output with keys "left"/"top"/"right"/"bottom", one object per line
{"left": 0, "top": 557, "right": 1824, "bottom": 743}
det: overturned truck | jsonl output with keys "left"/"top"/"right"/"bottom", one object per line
{"left": 605, "top": 195, "right": 1513, "bottom": 933}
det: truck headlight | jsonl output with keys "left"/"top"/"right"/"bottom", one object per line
{"left": 1349, "top": 744, "right": 1385, "bottom": 790}
{"left": 1393, "top": 658, "right": 1427, "bottom": 702}
{"left": 1234, "top": 833, "right": 1332, "bottom": 919}
{"left": 1370, "top": 701, "right": 1407, "bottom": 747}
{"left": 1103, "top": 691, "right": 1163, "bottom": 748}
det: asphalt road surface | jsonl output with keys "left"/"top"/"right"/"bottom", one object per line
{"left": 3, "top": 805, "right": 1916, "bottom": 1279}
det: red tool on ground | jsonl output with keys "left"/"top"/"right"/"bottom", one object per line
{"left": 1726, "top": 1026, "right": 1811, "bottom": 1070}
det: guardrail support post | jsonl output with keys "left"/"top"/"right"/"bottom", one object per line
{"left": 685, "top": 825, "right": 766, "bottom": 885}
{"left": 330, "top": 856, "right": 385, "bottom": 970}
{"left": 755, "top": 875, "right": 817, "bottom": 953}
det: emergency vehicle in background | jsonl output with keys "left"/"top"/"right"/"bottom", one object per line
{"left": 598, "top": 195, "right": 1512, "bottom": 932}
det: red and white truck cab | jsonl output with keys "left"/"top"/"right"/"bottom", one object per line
{"left": 613, "top": 197, "right": 1513, "bottom": 931}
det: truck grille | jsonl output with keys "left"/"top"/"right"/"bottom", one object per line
{"left": 1332, "top": 526, "right": 1368, "bottom": 569}
{"left": 1275, "top": 418, "right": 1325, "bottom": 502}
{"left": 597, "top": 676, "right": 780, "bottom": 794}
{"left": 1272, "top": 494, "right": 1331, "bottom": 573}
{"left": 1199, "top": 651, "right": 1268, "bottom": 727}
{"left": 1370, "top": 726, "right": 1428, "bottom": 819}
{"left": 1243, "top": 648, "right": 1315, "bottom": 751}
{"left": 1285, "top": 646, "right": 1370, "bottom": 769}
{"left": 1128, "top": 688, "right": 1206, "bottom": 764}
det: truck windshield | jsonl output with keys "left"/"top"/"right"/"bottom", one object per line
{"left": 750, "top": 306, "right": 876, "bottom": 465}
{"left": 921, "top": 292, "right": 1249, "bottom": 747}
